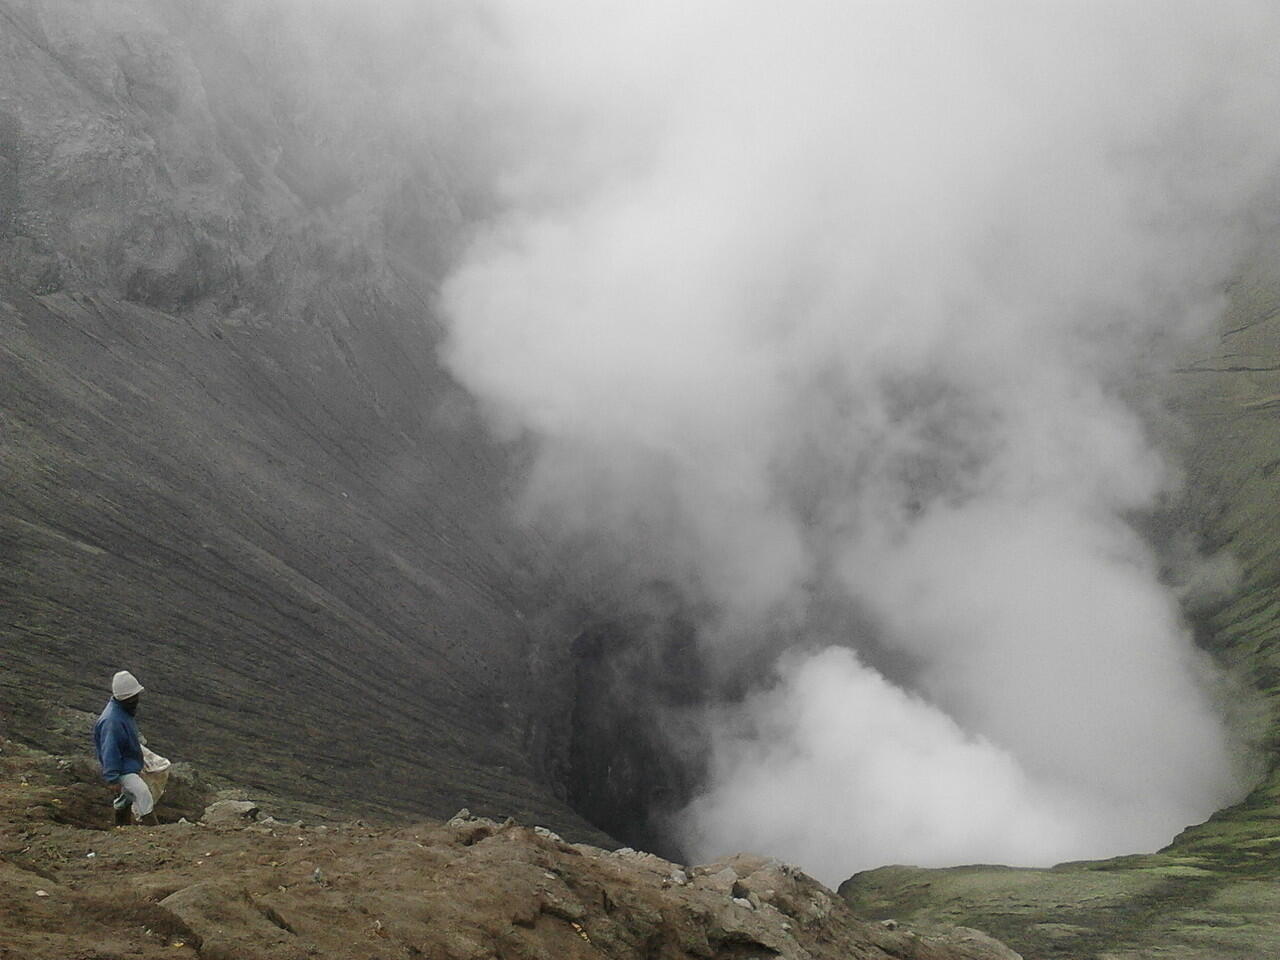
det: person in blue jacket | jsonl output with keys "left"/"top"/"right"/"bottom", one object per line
{"left": 92, "top": 670, "right": 155, "bottom": 826}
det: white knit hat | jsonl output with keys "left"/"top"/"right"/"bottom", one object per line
{"left": 111, "top": 670, "right": 144, "bottom": 700}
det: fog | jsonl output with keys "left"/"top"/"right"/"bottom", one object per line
{"left": 430, "top": 1, "right": 1280, "bottom": 882}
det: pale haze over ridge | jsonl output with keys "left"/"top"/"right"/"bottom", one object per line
{"left": 435, "top": 0, "right": 1280, "bottom": 883}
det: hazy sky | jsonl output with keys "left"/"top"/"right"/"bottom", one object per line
{"left": 434, "top": 1, "right": 1280, "bottom": 882}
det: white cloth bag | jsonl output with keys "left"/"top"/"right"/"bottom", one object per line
{"left": 139, "top": 746, "right": 172, "bottom": 811}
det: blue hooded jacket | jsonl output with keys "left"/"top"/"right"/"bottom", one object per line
{"left": 93, "top": 698, "right": 143, "bottom": 783}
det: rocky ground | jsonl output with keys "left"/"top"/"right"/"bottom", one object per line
{"left": 0, "top": 738, "right": 1019, "bottom": 960}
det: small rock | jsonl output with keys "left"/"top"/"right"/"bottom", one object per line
{"left": 881, "top": 919, "right": 900, "bottom": 931}
{"left": 612, "top": 847, "right": 636, "bottom": 857}
{"left": 201, "top": 799, "right": 260, "bottom": 826}
{"left": 35, "top": 889, "right": 49, "bottom": 898}
{"left": 809, "top": 892, "right": 832, "bottom": 919}
{"left": 732, "top": 896, "right": 754, "bottom": 910}
{"left": 542, "top": 892, "right": 587, "bottom": 922}
{"left": 698, "top": 866, "right": 739, "bottom": 893}
{"left": 533, "top": 826, "right": 562, "bottom": 842}
{"left": 448, "top": 814, "right": 499, "bottom": 845}
{"left": 669, "top": 869, "right": 689, "bottom": 886}
{"left": 312, "top": 867, "right": 324, "bottom": 884}
{"left": 925, "top": 926, "right": 1023, "bottom": 960}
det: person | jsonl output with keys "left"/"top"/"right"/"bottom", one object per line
{"left": 92, "top": 670, "right": 156, "bottom": 826}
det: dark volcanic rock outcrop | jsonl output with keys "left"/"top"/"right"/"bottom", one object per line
{"left": 0, "top": 0, "right": 606, "bottom": 839}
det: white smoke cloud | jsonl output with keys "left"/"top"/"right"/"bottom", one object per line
{"left": 438, "top": 1, "right": 1280, "bottom": 883}
{"left": 681, "top": 646, "right": 1078, "bottom": 881}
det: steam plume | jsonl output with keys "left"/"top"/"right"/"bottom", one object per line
{"left": 439, "top": 1, "right": 1280, "bottom": 882}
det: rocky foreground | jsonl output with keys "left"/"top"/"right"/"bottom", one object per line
{"left": 0, "top": 739, "right": 1018, "bottom": 960}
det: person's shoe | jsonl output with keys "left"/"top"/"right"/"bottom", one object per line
{"left": 112, "top": 792, "right": 133, "bottom": 826}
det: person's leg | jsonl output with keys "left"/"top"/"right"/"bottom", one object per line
{"left": 112, "top": 792, "right": 131, "bottom": 826}
{"left": 118, "top": 773, "right": 155, "bottom": 820}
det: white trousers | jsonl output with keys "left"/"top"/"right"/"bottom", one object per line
{"left": 118, "top": 772, "right": 155, "bottom": 817}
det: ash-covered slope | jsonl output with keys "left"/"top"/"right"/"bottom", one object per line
{"left": 0, "top": 0, "right": 602, "bottom": 840}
